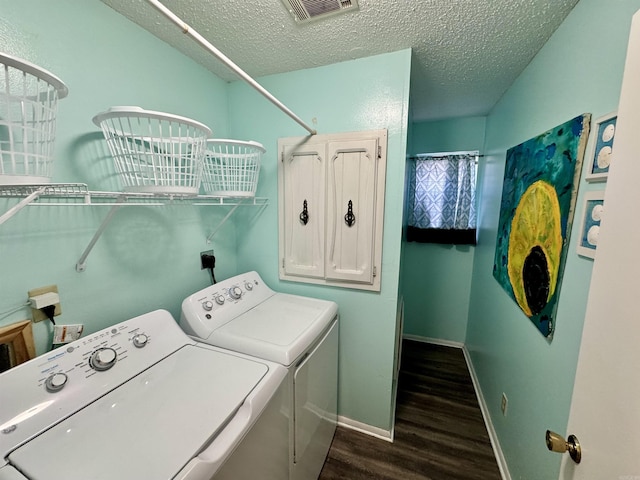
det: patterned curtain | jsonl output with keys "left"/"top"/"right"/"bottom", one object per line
{"left": 407, "top": 153, "right": 477, "bottom": 244}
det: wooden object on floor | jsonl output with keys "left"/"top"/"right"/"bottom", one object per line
{"left": 319, "top": 340, "right": 501, "bottom": 480}
{"left": 0, "top": 320, "right": 36, "bottom": 373}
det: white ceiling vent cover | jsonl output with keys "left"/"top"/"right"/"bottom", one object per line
{"left": 281, "top": 0, "right": 359, "bottom": 23}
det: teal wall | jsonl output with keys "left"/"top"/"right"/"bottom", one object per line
{"left": 402, "top": 117, "right": 485, "bottom": 343}
{"left": 228, "top": 50, "right": 412, "bottom": 431}
{"left": 411, "top": 117, "right": 487, "bottom": 155}
{"left": 1, "top": 0, "right": 411, "bottom": 435}
{"left": 467, "top": 1, "right": 640, "bottom": 478}
{"left": 0, "top": 1, "right": 234, "bottom": 354}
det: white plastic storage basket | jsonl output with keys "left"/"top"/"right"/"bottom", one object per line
{"left": 0, "top": 52, "right": 68, "bottom": 184}
{"left": 201, "top": 139, "right": 265, "bottom": 197}
{"left": 92, "top": 107, "right": 212, "bottom": 195}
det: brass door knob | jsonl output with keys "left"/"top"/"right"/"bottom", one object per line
{"left": 545, "top": 430, "right": 582, "bottom": 464}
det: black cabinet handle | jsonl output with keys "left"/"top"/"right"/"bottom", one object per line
{"left": 344, "top": 200, "right": 355, "bottom": 227}
{"left": 299, "top": 199, "right": 309, "bottom": 225}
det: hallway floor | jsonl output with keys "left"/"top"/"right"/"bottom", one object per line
{"left": 318, "top": 340, "right": 502, "bottom": 479}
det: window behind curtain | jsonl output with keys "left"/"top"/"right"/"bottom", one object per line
{"left": 406, "top": 151, "right": 478, "bottom": 245}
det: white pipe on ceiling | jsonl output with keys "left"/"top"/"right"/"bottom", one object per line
{"left": 145, "top": 0, "right": 317, "bottom": 136}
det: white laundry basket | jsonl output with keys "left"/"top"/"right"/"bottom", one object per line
{"left": 201, "top": 139, "right": 265, "bottom": 197}
{"left": 0, "top": 52, "right": 69, "bottom": 184}
{"left": 93, "top": 107, "right": 211, "bottom": 195}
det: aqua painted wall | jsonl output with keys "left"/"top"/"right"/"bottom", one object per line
{"left": 411, "top": 117, "right": 487, "bottom": 155}
{"left": 2, "top": 1, "right": 412, "bottom": 436}
{"left": 227, "top": 50, "right": 412, "bottom": 432}
{"left": 467, "top": 1, "right": 640, "bottom": 478}
{"left": 402, "top": 117, "right": 485, "bottom": 343}
{"left": 0, "top": 1, "right": 234, "bottom": 354}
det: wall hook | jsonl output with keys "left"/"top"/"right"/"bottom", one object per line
{"left": 344, "top": 200, "right": 355, "bottom": 227}
{"left": 300, "top": 199, "right": 309, "bottom": 225}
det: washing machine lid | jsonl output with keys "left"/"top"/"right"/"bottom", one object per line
{"left": 207, "top": 293, "right": 338, "bottom": 366}
{"left": 8, "top": 345, "right": 268, "bottom": 480}
{"left": 0, "top": 465, "right": 28, "bottom": 480}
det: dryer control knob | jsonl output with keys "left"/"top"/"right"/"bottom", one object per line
{"left": 132, "top": 333, "right": 148, "bottom": 348}
{"left": 229, "top": 286, "right": 243, "bottom": 300}
{"left": 45, "top": 372, "right": 68, "bottom": 393}
{"left": 244, "top": 282, "right": 254, "bottom": 291}
{"left": 202, "top": 300, "right": 214, "bottom": 311}
{"left": 215, "top": 295, "right": 225, "bottom": 305}
{"left": 90, "top": 347, "right": 117, "bottom": 371}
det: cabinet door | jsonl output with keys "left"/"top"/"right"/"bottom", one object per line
{"left": 325, "top": 138, "right": 379, "bottom": 283}
{"left": 280, "top": 141, "right": 326, "bottom": 279}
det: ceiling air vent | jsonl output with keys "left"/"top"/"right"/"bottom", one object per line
{"left": 281, "top": 0, "right": 359, "bottom": 24}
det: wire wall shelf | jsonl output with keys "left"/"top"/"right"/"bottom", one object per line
{"left": 0, "top": 183, "right": 267, "bottom": 204}
{"left": 0, "top": 183, "right": 268, "bottom": 271}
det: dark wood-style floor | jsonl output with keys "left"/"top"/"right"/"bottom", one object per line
{"left": 318, "top": 340, "right": 502, "bottom": 480}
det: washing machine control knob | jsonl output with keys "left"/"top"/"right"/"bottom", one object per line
{"left": 215, "top": 295, "right": 225, "bottom": 305}
{"left": 89, "top": 347, "right": 117, "bottom": 371}
{"left": 229, "top": 286, "right": 243, "bottom": 300}
{"left": 45, "top": 372, "right": 68, "bottom": 393}
{"left": 244, "top": 282, "right": 254, "bottom": 291}
{"left": 132, "top": 333, "right": 148, "bottom": 348}
{"left": 202, "top": 300, "right": 214, "bottom": 311}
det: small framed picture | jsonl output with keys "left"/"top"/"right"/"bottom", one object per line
{"left": 577, "top": 191, "right": 605, "bottom": 259}
{"left": 586, "top": 111, "right": 617, "bottom": 182}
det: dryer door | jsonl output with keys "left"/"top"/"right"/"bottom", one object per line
{"left": 293, "top": 321, "right": 338, "bottom": 480}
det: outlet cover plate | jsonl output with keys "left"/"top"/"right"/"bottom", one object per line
{"left": 28, "top": 285, "right": 62, "bottom": 322}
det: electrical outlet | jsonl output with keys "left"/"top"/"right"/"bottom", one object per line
{"left": 200, "top": 250, "right": 215, "bottom": 269}
{"left": 501, "top": 392, "right": 508, "bottom": 416}
{"left": 28, "top": 285, "right": 62, "bottom": 323}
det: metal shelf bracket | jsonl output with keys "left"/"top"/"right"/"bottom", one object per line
{"left": 204, "top": 197, "right": 269, "bottom": 243}
{"left": 0, "top": 186, "right": 47, "bottom": 226}
{"left": 75, "top": 196, "right": 126, "bottom": 272}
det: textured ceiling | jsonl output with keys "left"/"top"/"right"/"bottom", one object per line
{"left": 100, "top": 0, "right": 580, "bottom": 122}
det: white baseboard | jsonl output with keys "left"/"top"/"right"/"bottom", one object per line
{"left": 402, "top": 333, "right": 465, "bottom": 349}
{"left": 462, "top": 345, "right": 512, "bottom": 480}
{"left": 337, "top": 415, "right": 393, "bottom": 443}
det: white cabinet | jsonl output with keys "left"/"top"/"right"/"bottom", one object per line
{"left": 278, "top": 130, "right": 387, "bottom": 291}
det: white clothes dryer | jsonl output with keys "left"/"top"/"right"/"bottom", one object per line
{"left": 0, "top": 310, "right": 288, "bottom": 480}
{"left": 180, "top": 271, "right": 338, "bottom": 480}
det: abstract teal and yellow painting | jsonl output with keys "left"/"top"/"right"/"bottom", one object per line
{"left": 493, "top": 114, "right": 591, "bottom": 338}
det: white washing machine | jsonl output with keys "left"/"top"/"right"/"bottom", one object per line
{"left": 0, "top": 310, "right": 289, "bottom": 480}
{"left": 180, "top": 271, "right": 338, "bottom": 480}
